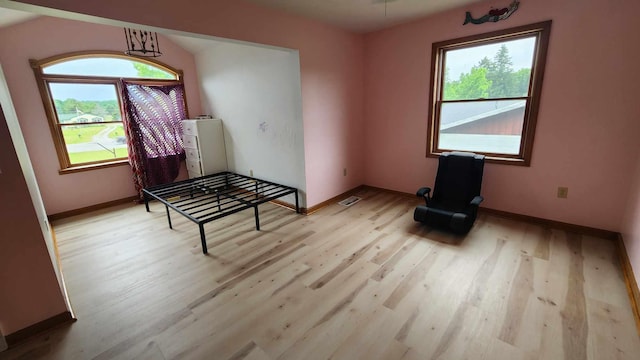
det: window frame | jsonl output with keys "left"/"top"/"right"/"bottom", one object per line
{"left": 427, "top": 21, "right": 552, "bottom": 166}
{"left": 30, "top": 51, "right": 185, "bottom": 173}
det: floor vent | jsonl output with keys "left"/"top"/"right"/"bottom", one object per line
{"left": 338, "top": 196, "right": 361, "bottom": 207}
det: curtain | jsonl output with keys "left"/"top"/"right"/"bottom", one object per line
{"left": 121, "top": 81, "right": 187, "bottom": 200}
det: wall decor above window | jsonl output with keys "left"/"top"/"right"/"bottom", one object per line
{"left": 463, "top": 0, "right": 520, "bottom": 25}
{"left": 124, "top": 28, "right": 162, "bottom": 57}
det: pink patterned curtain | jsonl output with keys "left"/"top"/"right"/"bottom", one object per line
{"left": 121, "top": 81, "right": 187, "bottom": 200}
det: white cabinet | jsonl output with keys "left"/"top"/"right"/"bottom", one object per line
{"left": 182, "top": 119, "right": 227, "bottom": 178}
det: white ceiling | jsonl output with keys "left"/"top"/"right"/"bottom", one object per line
{"left": 244, "top": 0, "right": 485, "bottom": 33}
{"left": 0, "top": 1, "right": 487, "bottom": 33}
{"left": 0, "top": 7, "right": 38, "bottom": 28}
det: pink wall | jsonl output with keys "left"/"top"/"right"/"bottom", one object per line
{"left": 1, "top": 0, "right": 363, "bottom": 337}
{"left": 3, "top": 0, "right": 640, "bottom": 336}
{"left": 622, "top": 154, "right": 640, "bottom": 284}
{"left": 8, "top": 0, "right": 638, "bottom": 265}
{"left": 364, "top": 0, "right": 640, "bottom": 231}
{"left": 11, "top": 0, "right": 366, "bottom": 208}
{"left": 0, "top": 16, "right": 203, "bottom": 215}
{"left": 0, "top": 105, "right": 67, "bottom": 335}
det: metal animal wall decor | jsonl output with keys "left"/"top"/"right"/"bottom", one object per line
{"left": 463, "top": 0, "right": 520, "bottom": 25}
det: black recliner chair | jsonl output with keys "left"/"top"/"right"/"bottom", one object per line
{"left": 414, "top": 152, "right": 485, "bottom": 234}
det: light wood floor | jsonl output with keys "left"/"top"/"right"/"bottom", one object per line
{"left": 2, "top": 188, "right": 639, "bottom": 360}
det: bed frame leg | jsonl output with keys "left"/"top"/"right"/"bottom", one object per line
{"left": 144, "top": 193, "right": 150, "bottom": 212}
{"left": 254, "top": 206, "right": 260, "bottom": 231}
{"left": 295, "top": 191, "right": 300, "bottom": 214}
{"left": 199, "top": 224, "right": 208, "bottom": 254}
{"left": 166, "top": 205, "right": 173, "bottom": 229}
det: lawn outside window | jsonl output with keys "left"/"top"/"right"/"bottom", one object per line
{"left": 427, "top": 21, "right": 552, "bottom": 165}
{"left": 30, "top": 51, "right": 184, "bottom": 173}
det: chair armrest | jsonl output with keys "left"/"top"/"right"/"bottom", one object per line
{"left": 416, "top": 187, "right": 431, "bottom": 198}
{"left": 417, "top": 187, "right": 431, "bottom": 206}
{"left": 469, "top": 195, "right": 484, "bottom": 207}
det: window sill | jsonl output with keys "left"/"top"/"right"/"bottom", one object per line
{"left": 427, "top": 151, "right": 530, "bottom": 166}
{"left": 58, "top": 159, "right": 130, "bottom": 174}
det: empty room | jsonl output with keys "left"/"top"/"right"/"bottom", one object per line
{"left": 1, "top": 0, "right": 640, "bottom": 359}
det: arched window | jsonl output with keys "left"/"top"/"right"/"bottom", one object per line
{"left": 30, "top": 51, "right": 185, "bottom": 172}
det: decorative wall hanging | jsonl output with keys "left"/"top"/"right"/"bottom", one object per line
{"left": 124, "top": 28, "right": 162, "bottom": 57}
{"left": 463, "top": 0, "right": 520, "bottom": 25}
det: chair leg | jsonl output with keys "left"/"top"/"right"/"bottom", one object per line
{"left": 414, "top": 206, "right": 428, "bottom": 223}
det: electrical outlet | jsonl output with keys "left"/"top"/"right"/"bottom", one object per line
{"left": 557, "top": 187, "right": 568, "bottom": 199}
{"left": 343, "top": 168, "right": 347, "bottom": 177}
{"left": 250, "top": 169, "right": 253, "bottom": 177}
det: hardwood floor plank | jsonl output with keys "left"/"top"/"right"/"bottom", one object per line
{"left": 275, "top": 279, "right": 381, "bottom": 360}
{"left": 188, "top": 241, "right": 309, "bottom": 309}
{"left": 429, "top": 302, "right": 469, "bottom": 359}
{"left": 383, "top": 248, "right": 439, "bottom": 310}
{"left": 370, "top": 233, "right": 410, "bottom": 265}
{"left": 309, "top": 233, "right": 384, "bottom": 289}
{"left": 269, "top": 267, "right": 312, "bottom": 297}
{"left": 372, "top": 201, "right": 415, "bottom": 232}
{"left": 370, "top": 238, "right": 420, "bottom": 282}
{"left": 394, "top": 306, "right": 419, "bottom": 342}
{"left": 367, "top": 192, "right": 405, "bottom": 215}
{"left": 499, "top": 254, "right": 534, "bottom": 345}
{"left": 587, "top": 298, "right": 639, "bottom": 358}
{"left": 215, "top": 231, "right": 312, "bottom": 283}
{"left": 226, "top": 341, "right": 257, "bottom": 360}
{"left": 534, "top": 227, "right": 552, "bottom": 260}
{"left": 582, "top": 235, "right": 631, "bottom": 307}
{"left": 468, "top": 238, "right": 507, "bottom": 306}
{"left": 125, "top": 341, "right": 167, "bottom": 360}
{"left": 92, "top": 308, "right": 193, "bottom": 360}
{"left": 2, "top": 191, "right": 639, "bottom": 360}
{"left": 561, "top": 233, "right": 588, "bottom": 360}
{"left": 259, "top": 265, "right": 380, "bottom": 358}
{"left": 329, "top": 306, "right": 405, "bottom": 360}
{"left": 312, "top": 279, "right": 369, "bottom": 328}
{"left": 299, "top": 224, "right": 385, "bottom": 286}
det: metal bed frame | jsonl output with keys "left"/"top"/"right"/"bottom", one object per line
{"left": 143, "top": 171, "right": 299, "bottom": 254}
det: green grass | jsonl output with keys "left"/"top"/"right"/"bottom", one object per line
{"left": 108, "top": 126, "right": 125, "bottom": 140}
{"left": 62, "top": 124, "right": 125, "bottom": 144}
{"left": 62, "top": 125, "right": 107, "bottom": 144}
{"left": 69, "top": 148, "right": 128, "bottom": 164}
